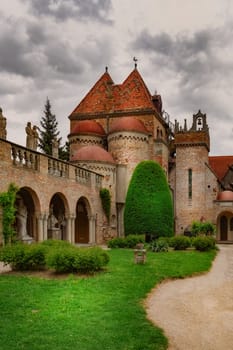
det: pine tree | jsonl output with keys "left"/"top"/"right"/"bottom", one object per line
{"left": 59, "top": 141, "right": 70, "bottom": 161}
{"left": 38, "top": 98, "right": 61, "bottom": 155}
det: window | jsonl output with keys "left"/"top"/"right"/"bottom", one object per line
{"left": 188, "top": 168, "right": 192, "bottom": 199}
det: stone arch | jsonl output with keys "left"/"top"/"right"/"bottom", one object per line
{"left": 217, "top": 211, "right": 233, "bottom": 241}
{"left": 48, "top": 192, "right": 69, "bottom": 240}
{"left": 16, "top": 187, "right": 40, "bottom": 241}
{"left": 75, "top": 197, "right": 92, "bottom": 244}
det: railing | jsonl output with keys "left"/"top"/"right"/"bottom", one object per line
{"left": 11, "top": 145, "right": 39, "bottom": 171}
{"left": 9, "top": 142, "right": 103, "bottom": 188}
{"left": 48, "top": 158, "right": 69, "bottom": 178}
{"left": 75, "top": 168, "right": 91, "bottom": 185}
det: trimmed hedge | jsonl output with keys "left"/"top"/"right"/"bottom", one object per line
{"left": 170, "top": 235, "right": 191, "bottom": 250}
{"left": 46, "top": 246, "right": 110, "bottom": 273}
{"left": 192, "top": 236, "right": 216, "bottom": 251}
{"left": 0, "top": 243, "right": 47, "bottom": 271}
{"left": 124, "top": 161, "right": 174, "bottom": 238}
{"left": 0, "top": 241, "right": 110, "bottom": 273}
{"left": 107, "top": 235, "right": 145, "bottom": 248}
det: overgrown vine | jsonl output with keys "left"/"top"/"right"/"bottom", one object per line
{"left": 99, "top": 188, "right": 111, "bottom": 223}
{"left": 0, "top": 183, "right": 18, "bottom": 244}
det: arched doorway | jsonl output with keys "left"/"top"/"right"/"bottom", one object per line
{"left": 75, "top": 198, "right": 89, "bottom": 244}
{"left": 48, "top": 194, "right": 67, "bottom": 240}
{"left": 220, "top": 215, "right": 228, "bottom": 241}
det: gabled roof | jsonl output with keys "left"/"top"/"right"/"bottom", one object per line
{"left": 69, "top": 68, "right": 157, "bottom": 118}
{"left": 209, "top": 156, "right": 233, "bottom": 180}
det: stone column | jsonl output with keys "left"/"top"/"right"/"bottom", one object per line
{"left": 88, "top": 215, "right": 96, "bottom": 244}
{"left": 37, "top": 214, "right": 44, "bottom": 242}
{"left": 66, "top": 216, "right": 72, "bottom": 243}
{"left": 70, "top": 214, "right": 76, "bottom": 244}
{"left": 43, "top": 214, "right": 48, "bottom": 241}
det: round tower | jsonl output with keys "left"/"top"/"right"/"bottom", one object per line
{"left": 108, "top": 116, "right": 149, "bottom": 190}
{"left": 68, "top": 120, "right": 106, "bottom": 160}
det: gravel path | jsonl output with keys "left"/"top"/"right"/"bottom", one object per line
{"left": 145, "top": 245, "right": 233, "bottom": 350}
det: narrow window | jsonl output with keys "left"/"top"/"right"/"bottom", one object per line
{"left": 188, "top": 168, "right": 192, "bottom": 199}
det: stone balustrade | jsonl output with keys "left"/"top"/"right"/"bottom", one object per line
{"left": 11, "top": 145, "right": 39, "bottom": 170}
{"left": 3, "top": 140, "right": 103, "bottom": 188}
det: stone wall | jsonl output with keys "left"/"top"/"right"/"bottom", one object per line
{"left": 175, "top": 145, "right": 210, "bottom": 232}
{"left": 0, "top": 139, "right": 110, "bottom": 244}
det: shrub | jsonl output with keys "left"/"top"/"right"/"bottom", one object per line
{"left": 0, "top": 243, "right": 47, "bottom": 270}
{"left": 150, "top": 238, "right": 169, "bottom": 252}
{"left": 170, "top": 235, "right": 191, "bottom": 250}
{"left": 46, "top": 246, "right": 110, "bottom": 273}
{"left": 40, "top": 239, "right": 72, "bottom": 248}
{"left": 107, "top": 235, "right": 145, "bottom": 249}
{"left": 46, "top": 246, "right": 76, "bottom": 273}
{"left": 107, "top": 237, "right": 126, "bottom": 248}
{"left": 191, "top": 221, "right": 215, "bottom": 236}
{"left": 124, "top": 161, "right": 174, "bottom": 238}
{"left": 192, "top": 236, "right": 216, "bottom": 251}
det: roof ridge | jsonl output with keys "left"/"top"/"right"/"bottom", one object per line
{"left": 69, "top": 70, "right": 114, "bottom": 116}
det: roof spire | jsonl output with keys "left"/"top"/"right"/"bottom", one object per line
{"left": 105, "top": 66, "right": 108, "bottom": 73}
{"left": 133, "top": 56, "right": 138, "bottom": 69}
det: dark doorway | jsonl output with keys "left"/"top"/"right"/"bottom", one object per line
{"left": 220, "top": 215, "right": 228, "bottom": 241}
{"left": 75, "top": 199, "right": 89, "bottom": 243}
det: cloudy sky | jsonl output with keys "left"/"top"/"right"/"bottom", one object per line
{"left": 0, "top": 0, "right": 232, "bottom": 155}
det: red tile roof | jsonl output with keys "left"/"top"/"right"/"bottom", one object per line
{"left": 217, "top": 190, "right": 233, "bottom": 201}
{"left": 71, "top": 120, "right": 105, "bottom": 135}
{"left": 209, "top": 156, "right": 233, "bottom": 180}
{"left": 71, "top": 145, "right": 115, "bottom": 164}
{"left": 70, "top": 68, "right": 157, "bottom": 117}
{"left": 109, "top": 116, "right": 148, "bottom": 134}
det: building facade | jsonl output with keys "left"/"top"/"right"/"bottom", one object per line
{"left": 0, "top": 67, "right": 233, "bottom": 243}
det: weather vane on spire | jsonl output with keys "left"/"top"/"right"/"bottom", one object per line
{"left": 133, "top": 57, "right": 138, "bottom": 68}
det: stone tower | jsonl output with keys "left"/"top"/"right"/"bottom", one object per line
{"left": 173, "top": 110, "right": 210, "bottom": 233}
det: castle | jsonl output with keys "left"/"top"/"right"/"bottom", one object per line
{"left": 0, "top": 67, "right": 233, "bottom": 243}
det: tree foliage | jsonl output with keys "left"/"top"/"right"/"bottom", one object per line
{"left": 124, "top": 160, "right": 174, "bottom": 238}
{"left": 0, "top": 183, "right": 18, "bottom": 244}
{"left": 38, "top": 97, "right": 61, "bottom": 156}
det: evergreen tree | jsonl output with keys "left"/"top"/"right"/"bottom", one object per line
{"left": 38, "top": 98, "right": 61, "bottom": 155}
{"left": 59, "top": 141, "right": 70, "bottom": 161}
{"left": 124, "top": 160, "right": 174, "bottom": 239}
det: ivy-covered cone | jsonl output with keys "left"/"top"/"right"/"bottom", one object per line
{"left": 124, "top": 160, "right": 174, "bottom": 237}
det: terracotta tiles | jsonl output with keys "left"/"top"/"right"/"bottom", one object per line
{"left": 70, "top": 68, "right": 157, "bottom": 117}
{"left": 209, "top": 156, "right": 233, "bottom": 180}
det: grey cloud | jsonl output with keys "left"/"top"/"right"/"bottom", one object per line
{"left": 26, "top": 0, "right": 113, "bottom": 23}
{"left": 132, "top": 27, "right": 233, "bottom": 89}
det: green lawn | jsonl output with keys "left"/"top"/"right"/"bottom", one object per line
{"left": 0, "top": 249, "right": 216, "bottom": 350}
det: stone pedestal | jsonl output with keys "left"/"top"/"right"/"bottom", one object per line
{"left": 48, "top": 228, "right": 61, "bottom": 240}
{"left": 22, "top": 236, "right": 34, "bottom": 244}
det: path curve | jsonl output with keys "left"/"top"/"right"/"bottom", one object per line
{"left": 145, "top": 245, "right": 233, "bottom": 350}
